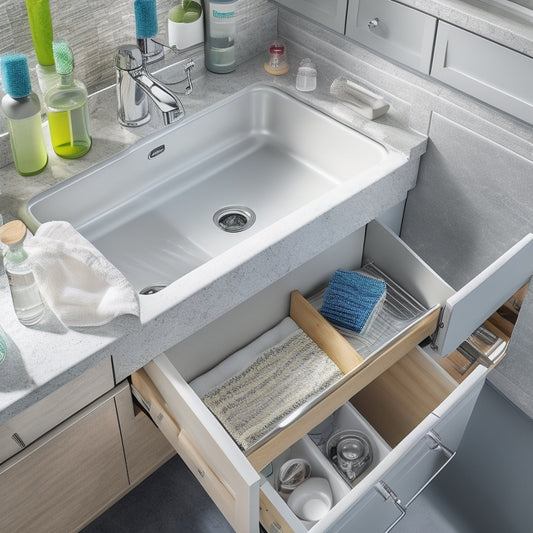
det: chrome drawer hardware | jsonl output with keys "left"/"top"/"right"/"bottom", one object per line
{"left": 403, "top": 430, "right": 456, "bottom": 507}
{"left": 131, "top": 384, "right": 151, "bottom": 413}
{"left": 368, "top": 18, "right": 380, "bottom": 30}
{"left": 375, "top": 481, "right": 406, "bottom": 532}
{"left": 11, "top": 433, "right": 26, "bottom": 449}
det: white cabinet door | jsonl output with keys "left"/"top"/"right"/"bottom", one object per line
{"left": 433, "top": 233, "right": 533, "bottom": 356}
{"left": 364, "top": 221, "right": 533, "bottom": 357}
{"left": 275, "top": 0, "right": 348, "bottom": 33}
{"left": 431, "top": 22, "right": 533, "bottom": 124}
{"left": 345, "top": 0, "right": 436, "bottom": 73}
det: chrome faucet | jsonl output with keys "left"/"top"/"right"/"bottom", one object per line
{"left": 115, "top": 44, "right": 185, "bottom": 127}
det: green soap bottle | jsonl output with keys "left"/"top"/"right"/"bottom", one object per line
{"left": 46, "top": 40, "right": 92, "bottom": 159}
{"left": 0, "top": 54, "right": 48, "bottom": 176}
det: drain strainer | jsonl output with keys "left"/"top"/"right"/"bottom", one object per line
{"left": 214, "top": 206, "right": 256, "bottom": 233}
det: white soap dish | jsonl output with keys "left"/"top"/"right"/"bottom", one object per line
{"left": 330, "top": 77, "right": 389, "bottom": 120}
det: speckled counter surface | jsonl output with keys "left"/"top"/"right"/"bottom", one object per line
{"left": 0, "top": 45, "right": 427, "bottom": 425}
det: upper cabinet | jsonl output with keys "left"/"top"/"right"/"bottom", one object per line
{"left": 275, "top": 0, "right": 349, "bottom": 33}
{"left": 345, "top": 0, "right": 437, "bottom": 74}
{"left": 274, "top": 0, "right": 533, "bottom": 124}
{"left": 431, "top": 22, "right": 533, "bottom": 124}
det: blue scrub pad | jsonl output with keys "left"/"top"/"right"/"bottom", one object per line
{"left": 320, "top": 269, "right": 387, "bottom": 334}
{"left": 1, "top": 54, "right": 32, "bottom": 99}
{"left": 134, "top": 0, "right": 158, "bottom": 39}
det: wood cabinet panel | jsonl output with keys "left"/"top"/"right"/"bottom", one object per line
{"left": 0, "top": 386, "right": 129, "bottom": 533}
{"left": 0, "top": 357, "right": 114, "bottom": 465}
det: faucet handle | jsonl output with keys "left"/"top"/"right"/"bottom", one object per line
{"left": 115, "top": 45, "right": 143, "bottom": 71}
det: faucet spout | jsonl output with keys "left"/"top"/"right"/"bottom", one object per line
{"left": 115, "top": 44, "right": 184, "bottom": 127}
{"left": 131, "top": 70, "right": 184, "bottom": 125}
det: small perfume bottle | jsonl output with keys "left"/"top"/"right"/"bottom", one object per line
{"left": 0, "top": 220, "right": 45, "bottom": 326}
{"left": 46, "top": 40, "right": 92, "bottom": 159}
{"left": 0, "top": 54, "right": 48, "bottom": 176}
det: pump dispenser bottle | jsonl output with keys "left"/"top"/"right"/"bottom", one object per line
{"left": 46, "top": 40, "right": 91, "bottom": 159}
{"left": 204, "top": 0, "right": 237, "bottom": 73}
{"left": 0, "top": 220, "right": 45, "bottom": 326}
{"left": 0, "top": 54, "right": 48, "bottom": 176}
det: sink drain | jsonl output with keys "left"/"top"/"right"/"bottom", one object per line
{"left": 214, "top": 206, "right": 256, "bottom": 233}
{"left": 139, "top": 284, "right": 167, "bottom": 295}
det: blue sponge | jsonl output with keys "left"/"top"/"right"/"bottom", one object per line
{"left": 1, "top": 54, "right": 32, "bottom": 99}
{"left": 134, "top": 0, "right": 158, "bottom": 39}
{"left": 320, "top": 269, "right": 386, "bottom": 334}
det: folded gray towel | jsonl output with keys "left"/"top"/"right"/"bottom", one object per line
{"left": 202, "top": 328, "right": 343, "bottom": 451}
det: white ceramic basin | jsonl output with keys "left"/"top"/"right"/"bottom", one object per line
{"left": 26, "top": 85, "right": 393, "bottom": 293}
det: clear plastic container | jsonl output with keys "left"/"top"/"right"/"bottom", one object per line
{"left": 204, "top": 0, "right": 236, "bottom": 73}
{"left": 296, "top": 58, "right": 317, "bottom": 92}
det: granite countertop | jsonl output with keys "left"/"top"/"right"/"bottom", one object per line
{"left": 1, "top": 0, "right": 531, "bottom": 427}
{"left": 0, "top": 45, "right": 427, "bottom": 425}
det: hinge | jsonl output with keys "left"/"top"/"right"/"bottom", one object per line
{"left": 457, "top": 324, "right": 506, "bottom": 368}
{"left": 130, "top": 383, "right": 151, "bottom": 413}
{"left": 430, "top": 307, "right": 446, "bottom": 350}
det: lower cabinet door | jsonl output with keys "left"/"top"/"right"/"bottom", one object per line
{"left": 0, "top": 384, "right": 129, "bottom": 533}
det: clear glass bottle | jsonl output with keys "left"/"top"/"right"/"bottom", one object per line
{"left": 0, "top": 54, "right": 48, "bottom": 176}
{"left": 0, "top": 220, "right": 45, "bottom": 326}
{"left": 46, "top": 40, "right": 92, "bottom": 159}
{"left": 204, "top": 0, "right": 236, "bottom": 73}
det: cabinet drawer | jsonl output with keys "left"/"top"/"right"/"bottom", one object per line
{"left": 345, "top": 0, "right": 437, "bottom": 73}
{"left": 431, "top": 22, "right": 533, "bottom": 124}
{"left": 131, "top": 221, "right": 532, "bottom": 533}
{"left": 275, "top": 0, "right": 348, "bottom": 34}
{"left": 0, "top": 357, "right": 114, "bottom": 464}
{"left": 261, "top": 349, "right": 488, "bottom": 532}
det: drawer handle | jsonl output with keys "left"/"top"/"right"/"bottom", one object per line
{"left": 404, "top": 430, "right": 457, "bottom": 507}
{"left": 375, "top": 481, "right": 406, "bottom": 532}
{"left": 11, "top": 433, "right": 26, "bottom": 449}
{"left": 368, "top": 17, "right": 380, "bottom": 30}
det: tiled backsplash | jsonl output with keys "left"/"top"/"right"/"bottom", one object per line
{"left": 0, "top": 0, "right": 277, "bottom": 163}
{"left": 0, "top": 0, "right": 276, "bottom": 95}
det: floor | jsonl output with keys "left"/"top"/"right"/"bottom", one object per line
{"left": 81, "top": 454, "right": 233, "bottom": 533}
{"left": 83, "top": 383, "right": 533, "bottom": 533}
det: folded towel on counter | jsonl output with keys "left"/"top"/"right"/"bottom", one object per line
{"left": 319, "top": 269, "right": 386, "bottom": 334}
{"left": 25, "top": 221, "right": 140, "bottom": 327}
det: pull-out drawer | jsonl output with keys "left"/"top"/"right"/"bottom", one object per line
{"left": 261, "top": 353, "right": 487, "bottom": 532}
{"left": 345, "top": 0, "right": 437, "bottom": 74}
{"left": 131, "top": 221, "right": 533, "bottom": 532}
{"left": 275, "top": 0, "right": 348, "bottom": 34}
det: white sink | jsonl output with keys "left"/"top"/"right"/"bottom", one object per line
{"left": 25, "top": 85, "right": 395, "bottom": 293}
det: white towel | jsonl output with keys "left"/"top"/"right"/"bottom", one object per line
{"left": 25, "top": 221, "right": 140, "bottom": 327}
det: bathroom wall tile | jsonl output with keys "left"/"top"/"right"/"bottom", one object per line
{"left": 0, "top": 0, "right": 276, "bottom": 96}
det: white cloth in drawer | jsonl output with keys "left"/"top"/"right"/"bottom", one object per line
{"left": 190, "top": 317, "right": 299, "bottom": 398}
{"left": 196, "top": 319, "right": 343, "bottom": 451}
